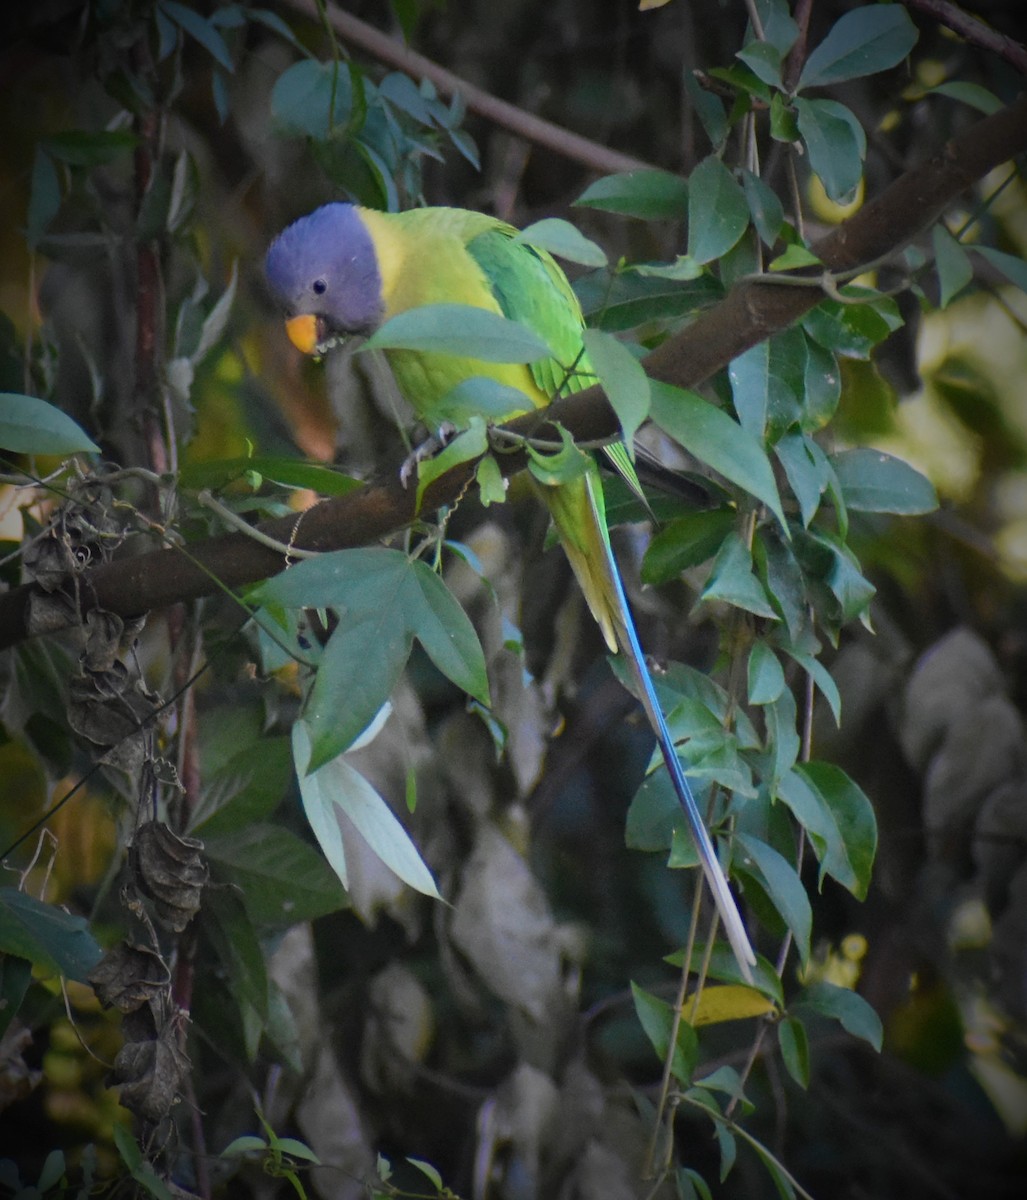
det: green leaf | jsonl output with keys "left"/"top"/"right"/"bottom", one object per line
{"left": 364, "top": 303, "right": 553, "bottom": 363}
{"left": 975, "top": 245, "right": 1027, "bottom": 294}
{"left": 778, "top": 1015, "right": 810, "bottom": 1088}
{"left": 736, "top": 834, "right": 811, "bottom": 964}
{"left": 221, "top": 1135, "right": 270, "bottom": 1158}
{"left": 42, "top": 130, "right": 137, "bottom": 166}
{"left": 159, "top": 0, "right": 235, "bottom": 71}
{"left": 770, "top": 243, "right": 822, "bottom": 272}
{"left": 687, "top": 156, "right": 749, "bottom": 266}
{"left": 271, "top": 59, "right": 355, "bottom": 139}
{"left": 179, "top": 455, "right": 362, "bottom": 496}
{"left": 932, "top": 225, "right": 973, "bottom": 307}
{"left": 701, "top": 533, "right": 779, "bottom": 619}
{"left": 737, "top": 40, "right": 783, "bottom": 88}
{"left": 929, "top": 81, "right": 1003, "bottom": 116}
{"left": 740, "top": 168, "right": 784, "bottom": 248}
{"left": 683, "top": 69, "right": 727, "bottom": 150}
{"left": 650, "top": 382, "right": 787, "bottom": 531}
{"left": 830, "top": 448, "right": 937, "bottom": 514}
{"left": 794, "top": 528, "right": 875, "bottom": 624}
{"left": 515, "top": 218, "right": 607, "bottom": 268}
{"left": 431, "top": 377, "right": 532, "bottom": 426}
{"left": 293, "top": 721, "right": 441, "bottom": 899}
{"left": 774, "top": 431, "right": 830, "bottom": 527}
{"left": 582, "top": 328, "right": 649, "bottom": 446}
{"left": 795, "top": 98, "right": 866, "bottom": 203}
{"left": 0, "top": 394, "right": 99, "bottom": 455}
{"left": 0, "top": 890, "right": 101, "bottom": 982}
{"left": 416, "top": 420, "right": 489, "bottom": 509}
{"left": 641, "top": 509, "right": 736, "bottom": 584}
{"left": 252, "top": 548, "right": 488, "bottom": 765}
{"left": 630, "top": 981, "right": 698, "bottom": 1084}
{"left": 794, "top": 761, "right": 877, "bottom": 899}
{"left": 201, "top": 887, "right": 268, "bottom": 1023}
{"left": 574, "top": 170, "right": 688, "bottom": 219}
{"left": 406, "top": 1159, "right": 444, "bottom": 1190}
{"left": 798, "top": 5, "right": 918, "bottom": 89}
{"left": 748, "top": 641, "right": 785, "bottom": 705}
{"left": 795, "top": 980, "right": 883, "bottom": 1050}
{"left": 189, "top": 735, "right": 291, "bottom": 836}
{"left": 203, "top": 824, "right": 348, "bottom": 926}
{"left": 802, "top": 336, "right": 841, "bottom": 430}
{"left": 577, "top": 270, "right": 720, "bottom": 331}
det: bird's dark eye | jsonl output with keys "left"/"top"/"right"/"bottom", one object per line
{"left": 312, "top": 278, "right": 327, "bottom": 296}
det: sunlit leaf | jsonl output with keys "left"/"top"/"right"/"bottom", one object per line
{"left": 364, "top": 304, "right": 553, "bottom": 363}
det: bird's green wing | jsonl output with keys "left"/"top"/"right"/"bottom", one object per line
{"left": 465, "top": 227, "right": 595, "bottom": 400}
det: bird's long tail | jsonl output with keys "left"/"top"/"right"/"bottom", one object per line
{"left": 543, "top": 468, "right": 757, "bottom": 983}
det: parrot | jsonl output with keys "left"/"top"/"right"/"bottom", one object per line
{"left": 265, "top": 202, "right": 756, "bottom": 981}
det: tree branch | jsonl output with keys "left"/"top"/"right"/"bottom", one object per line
{"left": 1, "top": 91, "right": 1025, "bottom": 654}
{"left": 280, "top": 0, "right": 656, "bottom": 176}
{"left": 900, "top": 0, "right": 1027, "bottom": 76}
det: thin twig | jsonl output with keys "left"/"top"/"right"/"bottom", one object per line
{"left": 279, "top": 0, "right": 656, "bottom": 176}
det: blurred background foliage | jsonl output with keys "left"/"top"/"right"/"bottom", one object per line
{"left": 1, "top": 1, "right": 1027, "bottom": 1197}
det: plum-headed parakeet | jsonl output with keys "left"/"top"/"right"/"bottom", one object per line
{"left": 266, "top": 202, "right": 756, "bottom": 979}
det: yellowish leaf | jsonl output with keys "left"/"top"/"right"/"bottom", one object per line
{"left": 639, "top": 0, "right": 674, "bottom": 10}
{"left": 682, "top": 984, "right": 777, "bottom": 1027}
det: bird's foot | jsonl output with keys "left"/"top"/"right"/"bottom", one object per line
{"left": 399, "top": 423, "right": 457, "bottom": 489}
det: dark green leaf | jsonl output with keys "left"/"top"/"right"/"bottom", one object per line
{"left": 159, "top": 0, "right": 235, "bottom": 71}
{"left": 774, "top": 431, "right": 829, "bottom": 527}
{"left": 794, "top": 761, "right": 877, "bottom": 899}
{"left": 271, "top": 59, "right": 354, "bottom": 139}
{"left": 932, "top": 225, "right": 973, "bottom": 307}
{"left": 687, "top": 156, "right": 749, "bottom": 265}
{"left": 42, "top": 130, "right": 137, "bottom": 166}
{"left": 741, "top": 168, "right": 784, "bottom": 248}
{"left": 254, "top": 548, "right": 487, "bottom": 765}
{"left": 574, "top": 170, "right": 688, "bottom": 219}
{"left": 179, "top": 455, "right": 362, "bottom": 496}
{"left": 577, "top": 269, "right": 720, "bottom": 331}
{"left": 795, "top": 980, "right": 882, "bottom": 1050}
{"left": 701, "top": 533, "right": 779, "bottom": 619}
{"left": 748, "top": 641, "right": 785, "bottom": 705}
{"left": 641, "top": 509, "right": 736, "bottom": 584}
{"left": 204, "top": 824, "right": 348, "bottom": 927}
{"left": 650, "top": 382, "right": 787, "bottom": 530}
{"left": 583, "top": 328, "right": 649, "bottom": 446}
{"left": 975, "top": 246, "right": 1027, "bottom": 294}
{"left": 778, "top": 1015, "right": 810, "bottom": 1088}
{"left": 795, "top": 98, "right": 866, "bottom": 203}
{"left": 0, "top": 889, "right": 102, "bottom": 982}
{"left": 201, "top": 887, "right": 268, "bottom": 1023}
{"left": 737, "top": 40, "right": 783, "bottom": 88}
{"left": 0, "top": 393, "right": 99, "bottom": 455}
{"left": 737, "top": 834, "right": 812, "bottom": 964}
{"left": 684, "top": 69, "right": 727, "bottom": 150}
{"left": 929, "top": 81, "right": 1003, "bottom": 116}
{"left": 631, "top": 981, "right": 698, "bottom": 1084}
{"left": 830, "top": 448, "right": 937, "bottom": 514}
{"left": 798, "top": 5, "right": 918, "bottom": 89}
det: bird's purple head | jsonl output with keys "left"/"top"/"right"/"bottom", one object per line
{"left": 265, "top": 203, "right": 384, "bottom": 351}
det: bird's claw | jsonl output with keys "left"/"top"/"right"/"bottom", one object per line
{"left": 399, "top": 423, "right": 457, "bottom": 489}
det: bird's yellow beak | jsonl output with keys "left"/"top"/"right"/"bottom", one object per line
{"left": 285, "top": 314, "right": 320, "bottom": 355}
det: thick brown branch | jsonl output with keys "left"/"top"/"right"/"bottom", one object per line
{"left": 280, "top": 0, "right": 656, "bottom": 176}
{"left": 0, "top": 92, "right": 1025, "bottom": 653}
